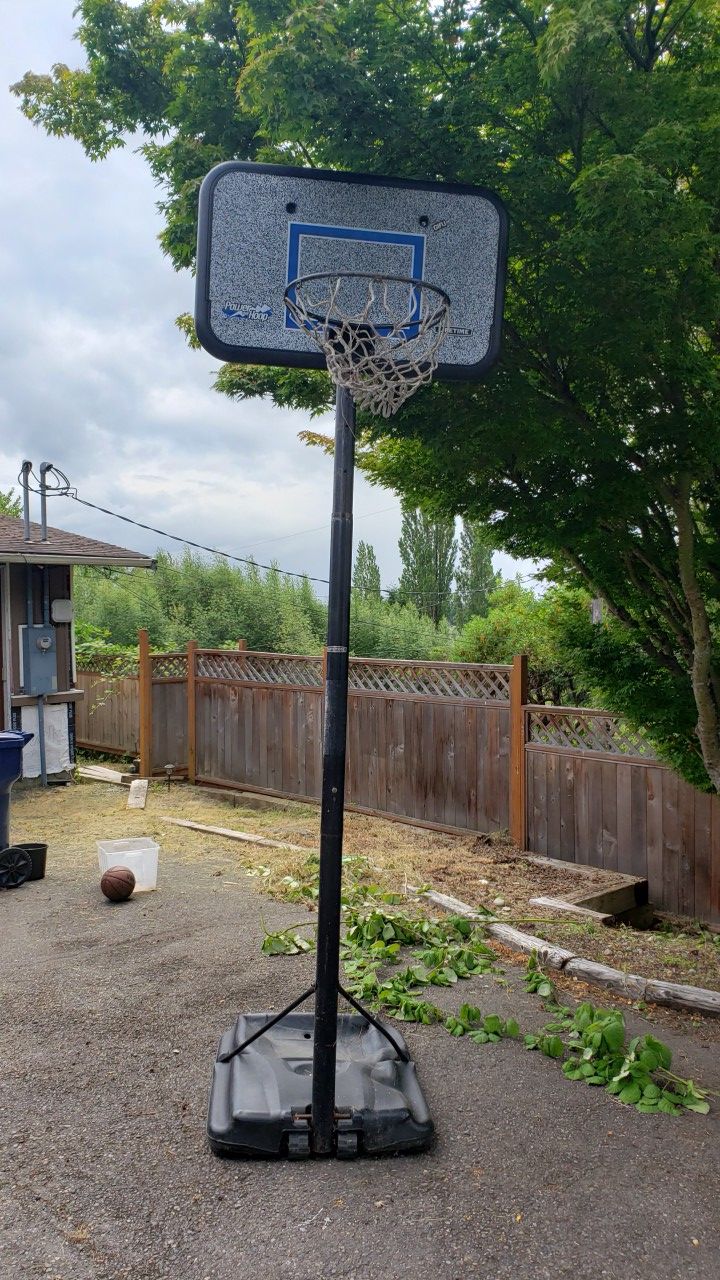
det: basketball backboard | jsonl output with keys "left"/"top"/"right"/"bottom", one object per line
{"left": 195, "top": 162, "right": 507, "bottom": 381}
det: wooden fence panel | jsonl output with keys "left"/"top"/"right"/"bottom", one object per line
{"left": 151, "top": 681, "right": 188, "bottom": 775}
{"left": 75, "top": 670, "right": 139, "bottom": 756}
{"left": 195, "top": 681, "right": 323, "bottom": 799}
{"left": 526, "top": 747, "right": 720, "bottom": 924}
{"left": 193, "top": 678, "right": 510, "bottom": 833}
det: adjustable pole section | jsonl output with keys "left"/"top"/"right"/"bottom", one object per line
{"left": 311, "top": 386, "right": 356, "bottom": 1155}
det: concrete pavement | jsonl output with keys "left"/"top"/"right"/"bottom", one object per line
{"left": 2, "top": 854, "right": 718, "bottom": 1280}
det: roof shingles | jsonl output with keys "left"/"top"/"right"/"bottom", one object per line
{"left": 0, "top": 516, "right": 153, "bottom": 567}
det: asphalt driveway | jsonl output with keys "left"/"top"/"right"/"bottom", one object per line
{"left": 2, "top": 851, "right": 719, "bottom": 1280}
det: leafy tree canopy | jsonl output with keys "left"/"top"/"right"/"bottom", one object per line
{"left": 0, "top": 488, "right": 22, "bottom": 518}
{"left": 13, "top": 0, "right": 720, "bottom": 788}
{"left": 73, "top": 550, "right": 455, "bottom": 658}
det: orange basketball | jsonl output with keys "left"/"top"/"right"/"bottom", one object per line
{"left": 101, "top": 865, "right": 136, "bottom": 902}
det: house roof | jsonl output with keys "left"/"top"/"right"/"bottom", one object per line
{"left": 0, "top": 516, "right": 154, "bottom": 568}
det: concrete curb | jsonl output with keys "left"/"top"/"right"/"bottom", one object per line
{"left": 416, "top": 887, "right": 720, "bottom": 1017}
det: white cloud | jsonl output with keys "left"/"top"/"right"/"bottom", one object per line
{"left": 0, "top": 2, "right": 537, "bottom": 604}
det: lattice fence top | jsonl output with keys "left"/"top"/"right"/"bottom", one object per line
{"left": 78, "top": 653, "right": 138, "bottom": 678}
{"left": 528, "top": 708, "right": 657, "bottom": 759}
{"left": 197, "top": 651, "right": 323, "bottom": 686}
{"left": 194, "top": 649, "right": 510, "bottom": 701}
{"left": 348, "top": 659, "right": 510, "bottom": 701}
{"left": 151, "top": 653, "right": 188, "bottom": 680}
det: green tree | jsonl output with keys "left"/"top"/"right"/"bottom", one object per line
{"left": 349, "top": 593, "right": 453, "bottom": 660}
{"left": 455, "top": 521, "right": 502, "bottom": 625}
{"left": 0, "top": 488, "right": 22, "bottom": 517}
{"left": 352, "top": 540, "right": 381, "bottom": 599}
{"left": 454, "top": 582, "right": 590, "bottom": 706}
{"left": 14, "top": 0, "right": 720, "bottom": 789}
{"left": 397, "top": 507, "right": 456, "bottom": 624}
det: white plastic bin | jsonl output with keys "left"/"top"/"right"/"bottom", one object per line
{"left": 97, "top": 837, "right": 159, "bottom": 892}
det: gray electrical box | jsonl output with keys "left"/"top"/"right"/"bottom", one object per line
{"left": 22, "top": 625, "right": 58, "bottom": 695}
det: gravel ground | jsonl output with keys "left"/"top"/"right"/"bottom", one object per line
{"left": 2, "top": 837, "right": 720, "bottom": 1280}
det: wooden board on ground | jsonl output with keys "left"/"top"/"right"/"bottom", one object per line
{"left": 127, "top": 779, "right": 149, "bottom": 809}
{"left": 78, "top": 765, "right": 129, "bottom": 786}
{"left": 528, "top": 894, "right": 613, "bottom": 926}
{"left": 194, "top": 784, "right": 298, "bottom": 812}
{"left": 161, "top": 816, "right": 307, "bottom": 853}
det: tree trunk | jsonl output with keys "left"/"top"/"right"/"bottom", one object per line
{"left": 674, "top": 478, "right": 720, "bottom": 792}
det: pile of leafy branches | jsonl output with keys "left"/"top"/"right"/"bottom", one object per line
{"left": 522, "top": 959, "right": 711, "bottom": 1116}
{"left": 257, "top": 857, "right": 714, "bottom": 1117}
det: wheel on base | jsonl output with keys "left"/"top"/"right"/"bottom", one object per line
{"left": 287, "top": 1130, "right": 311, "bottom": 1160}
{"left": 0, "top": 846, "right": 32, "bottom": 889}
{"left": 336, "top": 1131, "right": 359, "bottom": 1159}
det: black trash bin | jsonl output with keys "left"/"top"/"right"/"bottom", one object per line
{"left": 0, "top": 730, "right": 34, "bottom": 848}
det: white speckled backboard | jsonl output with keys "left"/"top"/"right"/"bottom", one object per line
{"left": 195, "top": 162, "right": 507, "bottom": 380}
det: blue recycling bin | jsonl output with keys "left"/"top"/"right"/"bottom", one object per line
{"left": 0, "top": 731, "right": 33, "bottom": 850}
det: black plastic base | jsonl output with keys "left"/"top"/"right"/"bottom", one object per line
{"left": 207, "top": 1012, "right": 434, "bottom": 1159}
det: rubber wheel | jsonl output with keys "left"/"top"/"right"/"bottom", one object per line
{"left": 0, "top": 846, "right": 32, "bottom": 889}
{"left": 336, "top": 1131, "right": 359, "bottom": 1159}
{"left": 287, "top": 1131, "right": 311, "bottom": 1160}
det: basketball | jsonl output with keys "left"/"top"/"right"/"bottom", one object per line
{"left": 101, "top": 865, "right": 136, "bottom": 902}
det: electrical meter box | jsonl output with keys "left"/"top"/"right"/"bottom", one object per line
{"left": 22, "top": 625, "right": 58, "bottom": 695}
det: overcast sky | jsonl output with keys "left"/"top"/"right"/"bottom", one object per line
{"left": 0, "top": 1, "right": 536, "bottom": 599}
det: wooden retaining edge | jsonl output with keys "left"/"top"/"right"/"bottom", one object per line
{"left": 414, "top": 887, "right": 720, "bottom": 1017}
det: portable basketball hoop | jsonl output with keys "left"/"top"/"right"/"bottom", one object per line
{"left": 284, "top": 271, "right": 451, "bottom": 417}
{"left": 195, "top": 161, "right": 507, "bottom": 1159}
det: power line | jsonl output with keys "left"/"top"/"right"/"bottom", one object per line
{"left": 230, "top": 503, "right": 400, "bottom": 554}
{"left": 64, "top": 490, "right": 539, "bottom": 602}
{"left": 25, "top": 465, "right": 539, "bottom": 608}
{"left": 25, "top": 465, "right": 332, "bottom": 587}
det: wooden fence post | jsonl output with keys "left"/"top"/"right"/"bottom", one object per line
{"left": 138, "top": 628, "right": 152, "bottom": 779}
{"left": 509, "top": 654, "right": 528, "bottom": 850}
{"left": 237, "top": 639, "right": 247, "bottom": 651}
{"left": 187, "top": 639, "right": 197, "bottom": 785}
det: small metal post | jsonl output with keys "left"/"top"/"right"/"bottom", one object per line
{"left": 21, "top": 461, "right": 32, "bottom": 542}
{"left": 39, "top": 463, "right": 52, "bottom": 542}
{"left": 311, "top": 386, "right": 356, "bottom": 1155}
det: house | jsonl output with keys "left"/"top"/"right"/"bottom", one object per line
{"left": 0, "top": 514, "right": 152, "bottom": 780}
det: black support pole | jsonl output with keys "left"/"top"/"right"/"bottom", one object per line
{"left": 311, "top": 385, "right": 356, "bottom": 1155}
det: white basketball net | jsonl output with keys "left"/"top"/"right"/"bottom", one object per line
{"left": 284, "top": 273, "right": 451, "bottom": 418}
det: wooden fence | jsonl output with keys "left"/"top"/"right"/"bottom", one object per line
{"left": 74, "top": 636, "right": 720, "bottom": 924}
{"left": 189, "top": 646, "right": 511, "bottom": 833}
{"left": 75, "top": 663, "right": 139, "bottom": 757}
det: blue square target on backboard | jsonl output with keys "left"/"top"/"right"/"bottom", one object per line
{"left": 195, "top": 162, "right": 507, "bottom": 380}
{"left": 284, "top": 224, "right": 426, "bottom": 334}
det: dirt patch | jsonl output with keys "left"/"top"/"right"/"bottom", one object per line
{"left": 417, "top": 830, "right": 618, "bottom": 918}
{"left": 536, "top": 917, "right": 720, "bottom": 994}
